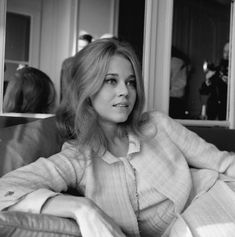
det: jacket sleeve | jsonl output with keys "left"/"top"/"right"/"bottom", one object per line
{"left": 151, "top": 111, "right": 235, "bottom": 179}
{"left": 0, "top": 142, "right": 86, "bottom": 211}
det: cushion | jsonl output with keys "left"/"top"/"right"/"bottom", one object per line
{"left": 0, "top": 116, "right": 64, "bottom": 176}
{"left": 0, "top": 211, "right": 81, "bottom": 237}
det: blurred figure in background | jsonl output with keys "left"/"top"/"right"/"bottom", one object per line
{"left": 169, "top": 46, "right": 191, "bottom": 119}
{"left": 199, "top": 42, "right": 229, "bottom": 120}
{"left": 3, "top": 66, "right": 56, "bottom": 114}
{"left": 77, "top": 34, "right": 93, "bottom": 51}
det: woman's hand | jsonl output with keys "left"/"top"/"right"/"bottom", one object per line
{"left": 74, "top": 199, "right": 126, "bottom": 237}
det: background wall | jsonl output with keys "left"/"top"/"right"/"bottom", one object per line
{"left": 78, "top": 0, "right": 117, "bottom": 39}
{"left": 40, "top": 0, "right": 77, "bottom": 103}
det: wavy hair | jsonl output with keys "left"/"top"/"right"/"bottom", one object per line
{"left": 56, "top": 38, "right": 147, "bottom": 152}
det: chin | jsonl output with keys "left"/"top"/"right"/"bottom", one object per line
{"left": 113, "top": 115, "right": 129, "bottom": 123}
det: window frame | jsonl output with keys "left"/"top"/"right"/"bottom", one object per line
{"left": 143, "top": 0, "right": 235, "bottom": 128}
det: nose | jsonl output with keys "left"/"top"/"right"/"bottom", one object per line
{"left": 117, "top": 82, "right": 128, "bottom": 97}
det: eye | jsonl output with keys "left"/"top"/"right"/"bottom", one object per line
{"left": 104, "top": 78, "right": 117, "bottom": 85}
{"left": 126, "top": 78, "right": 136, "bottom": 88}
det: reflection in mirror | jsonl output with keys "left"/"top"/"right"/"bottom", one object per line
{"left": 170, "top": 0, "right": 231, "bottom": 120}
{"left": 3, "top": 66, "right": 56, "bottom": 113}
{"left": 4, "top": 0, "right": 42, "bottom": 113}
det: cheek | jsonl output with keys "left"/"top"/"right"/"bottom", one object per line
{"left": 91, "top": 89, "right": 112, "bottom": 110}
{"left": 130, "top": 89, "right": 137, "bottom": 104}
{"left": 90, "top": 95, "right": 101, "bottom": 111}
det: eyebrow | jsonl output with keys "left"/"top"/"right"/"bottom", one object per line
{"left": 105, "top": 73, "right": 136, "bottom": 78}
{"left": 105, "top": 73, "right": 118, "bottom": 77}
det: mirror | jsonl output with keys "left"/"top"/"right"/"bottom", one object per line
{"left": 1, "top": 0, "right": 77, "bottom": 115}
{"left": 169, "top": 0, "right": 231, "bottom": 121}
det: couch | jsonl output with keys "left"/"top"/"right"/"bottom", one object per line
{"left": 0, "top": 116, "right": 234, "bottom": 236}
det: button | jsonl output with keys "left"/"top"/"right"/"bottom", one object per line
{"left": 4, "top": 191, "right": 14, "bottom": 197}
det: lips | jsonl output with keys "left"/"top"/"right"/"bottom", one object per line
{"left": 113, "top": 103, "right": 129, "bottom": 107}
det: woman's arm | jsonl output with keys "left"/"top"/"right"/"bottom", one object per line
{"left": 0, "top": 142, "right": 84, "bottom": 211}
{"left": 8, "top": 192, "right": 126, "bottom": 237}
{"left": 152, "top": 111, "right": 235, "bottom": 178}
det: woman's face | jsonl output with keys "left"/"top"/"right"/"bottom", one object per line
{"left": 91, "top": 55, "right": 137, "bottom": 126}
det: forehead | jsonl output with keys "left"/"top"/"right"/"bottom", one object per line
{"left": 107, "top": 55, "right": 134, "bottom": 73}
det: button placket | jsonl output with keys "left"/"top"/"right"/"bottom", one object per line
{"left": 120, "top": 156, "right": 140, "bottom": 223}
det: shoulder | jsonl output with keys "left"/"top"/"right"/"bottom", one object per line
{"left": 140, "top": 111, "right": 173, "bottom": 137}
{"left": 147, "top": 110, "right": 172, "bottom": 124}
{"left": 48, "top": 141, "right": 91, "bottom": 168}
{"left": 142, "top": 111, "right": 198, "bottom": 149}
{"left": 143, "top": 110, "right": 185, "bottom": 135}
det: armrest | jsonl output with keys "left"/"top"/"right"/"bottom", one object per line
{"left": 0, "top": 211, "right": 81, "bottom": 237}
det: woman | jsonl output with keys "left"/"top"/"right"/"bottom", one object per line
{"left": 3, "top": 66, "right": 56, "bottom": 113}
{"left": 0, "top": 38, "right": 235, "bottom": 237}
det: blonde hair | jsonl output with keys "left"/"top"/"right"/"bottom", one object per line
{"left": 56, "top": 38, "right": 147, "bottom": 152}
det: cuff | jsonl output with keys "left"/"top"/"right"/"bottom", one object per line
{"left": 11, "top": 189, "right": 59, "bottom": 214}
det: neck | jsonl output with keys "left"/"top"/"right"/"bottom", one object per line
{"left": 100, "top": 124, "right": 128, "bottom": 157}
{"left": 98, "top": 120, "right": 127, "bottom": 145}
{"left": 98, "top": 121, "right": 117, "bottom": 141}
